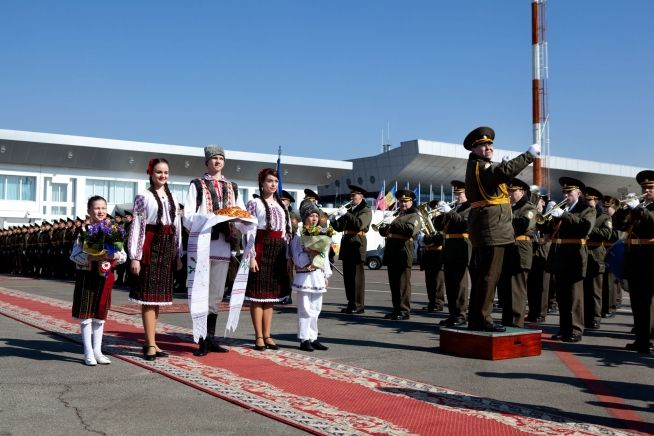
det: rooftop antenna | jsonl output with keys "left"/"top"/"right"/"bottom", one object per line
{"left": 532, "top": 0, "right": 550, "bottom": 192}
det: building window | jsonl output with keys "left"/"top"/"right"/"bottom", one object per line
{"left": 168, "top": 183, "right": 188, "bottom": 204}
{"left": 51, "top": 206, "right": 67, "bottom": 216}
{"left": 51, "top": 183, "right": 68, "bottom": 202}
{"left": 0, "top": 175, "right": 36, "bottom": 201}
{"left": 86, "top": 179, "right": 137, "bottom": 204}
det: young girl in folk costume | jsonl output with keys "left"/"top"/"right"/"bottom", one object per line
{"left": 128, "top": 158, "right": 183, "bottom": 361}
{"left": 70, "top": 196, "right": 127, "bottom": 366}
{"left": 290, "top": 202, "right": 332, "bottom": 352}
{"left": 245, "top": 168, "right": 291, "bottom": 350}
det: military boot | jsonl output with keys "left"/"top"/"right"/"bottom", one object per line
{"left": 206, "top": 313, "right": 229, "bottom": 353}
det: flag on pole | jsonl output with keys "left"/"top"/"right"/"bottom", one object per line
{"left": 376, "top": 181, "right": 387, "bottom": 211}
{"left": 276, "top": 145, "right": 283, "bottom": 195}
{"left": 384, "top": 183, "right": 397, "bottom": 209}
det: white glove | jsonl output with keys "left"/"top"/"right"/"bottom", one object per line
{"left": 382, "top": 216, "right": 394, "bottom": 225}
{"left": 336, "top": 206, "right": 348, "bottom": 217}
{"left": 545, "top": 200, "right": 557, "bottom": 213}
{"left": 501, "top": 155, "right": 510, "bottom": 163}
{"left": 626, "top": 198, "right": 640, "bottom": 209}
{"left": 436, "top": 201, "right": 451, "bottom": 213}
{"left": 550, "top": 207, "right": 564, "bottom": 218}
{"left": 527, "top": 143, "right": 541, "bottom": 158}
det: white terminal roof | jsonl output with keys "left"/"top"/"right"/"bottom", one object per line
{"left": 0, "top": 129, "right": 352, "bottom": 185}
{"left": 320, "top": 139, "right": 647, "bottom": 200}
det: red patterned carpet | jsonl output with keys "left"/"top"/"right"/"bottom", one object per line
{"left": 0, "top": 286, "right": 640, "bottom": 436}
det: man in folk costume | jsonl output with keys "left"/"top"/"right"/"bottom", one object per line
{"left": 544, "top": 177, "right": 595, "bottom": 343}
{"left": 611, "top": 170, "right": 654, "bottom": 354}
{"left": 184, "top": 145, "right": 244, "bottom": 356}
{"left": 582, "top": 186, "right": 613, "bottom": 330}
{"left": 463, "top": 126, "right": 538, "bottom": 332}
{"left": 330, "top": 184, "right": 373, "bottom": 314}
{"left": 379, "top": 189, "right": 421, "bottom": 320}
{"left": 497, "top": 178, "right": 536, "bottom": 328}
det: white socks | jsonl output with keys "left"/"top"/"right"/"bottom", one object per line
{"left": 92, "top": 319, "right": 111, "bottom": 364}
{"left": 80, "top": 319, "right": 111, "bottom": 365}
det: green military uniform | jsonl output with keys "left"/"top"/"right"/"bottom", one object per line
{"left": 434, "top": 181, "right": 471, "bottom": 326}
{"left": 380, "top": 190, "right": 421, "bottom": 319}
{"left": 498, "top": 179, "right": 536, "bottom": 328}
{"left": 330, "top": 185, "right": 372, "bottom": 313}
{"left": 583, "top": 187, "right": 613, "bottom": 329}
{"left": 463, "top": 127, "right": 535, "bottom": 331}
{"left": 601, "top": 196, "right": 621, "bottom": 318}
{"left": 527, "top": 194, "right": 552, "bottom": 322}
{"left": 545, "top": 177, "right": 596, "bottom": 342}
{"left": 419, "top": 209, "right": 445, "bottom": 312}
{"left": 611, "top": 170, "right": 654, "bottom": 354}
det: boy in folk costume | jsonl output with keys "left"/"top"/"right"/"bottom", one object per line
{"left": 290, "top": 202, "right": 332, "bottom": 352}
{"left": 70, "top": 196, "right": 127, "bottom": 366}
{"left": 184, "top": 145, "right": 245, "bottom": 356}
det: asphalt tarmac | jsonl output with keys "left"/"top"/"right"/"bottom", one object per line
{"left": 1, "top": 265, "right": 652, "bottom": 435}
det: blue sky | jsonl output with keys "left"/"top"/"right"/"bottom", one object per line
{"left": 1, "top": 1, "right": 652, "bottom": 167}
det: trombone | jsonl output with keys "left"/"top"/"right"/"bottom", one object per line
{"left": 535, "top": 199, "right": 567, "bottom": 224}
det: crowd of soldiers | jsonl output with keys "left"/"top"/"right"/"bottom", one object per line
{"left": 0, "top": 212, "right": 134, "bottom": 287}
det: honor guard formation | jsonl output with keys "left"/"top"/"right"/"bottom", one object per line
{"left": 1, "top": 127, "right": 653, "bottom": 364}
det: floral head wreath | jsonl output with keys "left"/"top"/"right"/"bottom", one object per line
{"left": 146, "top": 159, "right": 157, "bottom": 175}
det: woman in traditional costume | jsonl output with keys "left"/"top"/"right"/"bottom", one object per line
{"left": 289, "top": 202, "right": 331, "bottom": 351}
{"left": 245, "top": 168, "right": 291, "bottom": 350}
{"left": 71, "top": 196, "right": 127, "bottom": 366}
{"left": 128, "top": 158, "right": 182, "bottom": 361}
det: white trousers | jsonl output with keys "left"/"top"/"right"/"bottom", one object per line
{"left": 208, "top": 260, "right": 229, "bottom": 314}
{"left": 297, "top": 291, "right": 323, "bottom": 341}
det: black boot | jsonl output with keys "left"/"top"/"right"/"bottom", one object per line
{"left": 206, "top": 313, "right": 229, "bottom": 353}
{"left": 193, "top": 337, "right": 210, "bottom": 356}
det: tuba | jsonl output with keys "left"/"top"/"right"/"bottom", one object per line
{"left": 417, "top": 202, "right": 437, "bottom": 236}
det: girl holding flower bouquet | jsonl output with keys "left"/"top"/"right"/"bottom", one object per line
{"left": 128, "top": 158, "right": 183, "bottom": 361}
{"left": 290, "top": 202, "right": 332, "bottom": 352}
{"left": 70, "top": 195, "right": 127, "bottom": 366}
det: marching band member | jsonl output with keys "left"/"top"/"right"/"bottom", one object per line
{"left": 379, "top": 190, "right": 421, "bottom": 320}
{"left": 434, "top": 181, "right": 471, "bottom": 327}
{"left": 601, "top": 196, "right": 621, "bottom": 318}
{"left": 611, "top": 170, "right": 654, "bottom": 354}
{"left": 419, "top": 202, "right": 445, "bottom": 313}
{"left": 330, "top": 185, "right": 372, "bottom": 314}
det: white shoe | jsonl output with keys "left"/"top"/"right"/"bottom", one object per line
{"left": 94, "top": 353, "right": 111, "bottom": 365}
{"left": 84, "top": 355, "right": 97, "bottom": 366}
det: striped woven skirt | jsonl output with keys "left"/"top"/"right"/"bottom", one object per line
{"left": 129, "top": 224, "right": 176, "bottom": 306}
{"left": 246, "top": 230, "right": 290, "bottom": 302}
{"left": 72, "top": 265, "right": 114, "bottom": 319}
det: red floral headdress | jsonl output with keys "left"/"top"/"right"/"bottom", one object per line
{"left": 146, "top": 159, "right": 156, "bottom": 175}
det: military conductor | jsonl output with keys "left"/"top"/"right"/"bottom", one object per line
{"left": 464, "top": 126, "right": 539, "bottom": 332}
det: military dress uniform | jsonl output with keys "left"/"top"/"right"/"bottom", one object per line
{"left": 330, "top": 185, "right": 372, "bottom": 313}
{"left": 527, "top": 194, "right": 552, "bottom": 322}
{"left": 380, "top": 190, "right": 421, "bottom": 320}
{"left": 498, "top": 178, "right": 536, "bottom": 328}
{"left": 611, "top": 170, "right": 654, "bottom": 354}
{"left": 419, "top": 209, "right": 445, "bottom": 312}
{"left": 601, "top": 196, "right": 622, "bottom": 318}
{"left": 582, "top": 187, "right": 613, "bottom": 330}
{"left": 434, "top": 181, "right": 471, "bottom": 326}
{"left": 545, "top": 177, "right": 596, "bottom": 342}
{"left": 463, "top": 127, "right": 535, "bottom": 331}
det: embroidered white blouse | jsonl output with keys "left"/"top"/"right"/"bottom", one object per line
{"left": 128, "top": 189, "right": 183, "bottom": 261}
{"left": 289, "top": 234, "right": 332, "bottom": 294}
{"left": 70, "top": 235, "right": 127, "bottom": 270}
{"left": 245, "top": 197, "right": 288, "bottom": 260}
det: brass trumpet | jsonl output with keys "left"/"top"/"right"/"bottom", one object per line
{"left": 619, "top": 194, "right": 646, "bottom": 209}
{"left": 535, "top": 199, "right": 567, "bottom": 224}
{"left": 371, "top": 210, "right": 399, "bottom": 232}
{"left": 327, "top": 201, "right": 353, "bottom": 218}
{"left": 429, "top": 200, "right": 457, "bottom": 219}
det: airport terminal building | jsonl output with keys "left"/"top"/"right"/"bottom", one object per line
{"left": 0, "top": 129, "right": 646, "bottom": 228}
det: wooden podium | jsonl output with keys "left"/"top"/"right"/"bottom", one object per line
{"left": 440, "top": 326, "right": 542, "bottom": 360}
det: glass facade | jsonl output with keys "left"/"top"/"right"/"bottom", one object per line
{"left": 0, "top": 175, "right": 36, "bottom": 201}
{"left": 86, "top": 179, "right": 136, "bottom": 204}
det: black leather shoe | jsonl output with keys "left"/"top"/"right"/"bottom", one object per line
{"left": 625, "top": 342, "right": 653, "bottom": 353}
{"left": 353, "top": 308, "right": 365, "bottom": 314}
{"left": 311, "top": 340, "right": 329, "bottom": 351}
{"left": 392, "top": 314, "right": 410, "bottom": 320}
{"left": 586, "top": 320, "right": 600, "bottom": 329}
{"left": 340, "top": 307, "right": 353, "bottom": 314}
{"left": 383, "top": 313, "right": 396, "bottom": 319}
{"left": 254, "top": 337, "right": 266, "bottom": 351}
{"left": 423, "top": 305, "right": 436, "bottom": 313}
{"left": 482, "top": 323, "right": 506, "bottom": 332}
{"left": 563, "top": 334, "right": 582, "bottom": 343}
{"left": 536, "top": 316, "right": 546, "bottom": 323}
{"left": 264, "top": 337, "right": 279, "bottom": 350}
{"left": 143, "top": 345, "right": 157, "bottom": 361}
{"left": 300, "top": 340, "right": 314, "bottom": 352}
{"left": 143, "top": 345, "right": 168, "bottom": 358}
{"left": 208, "top": 340, "right": 229, "bottom": 353}
{"left": 602, "top": 311, "right": 616, "bottom": 319}
{"left": 550, "top": 333, "right": 563, "bottom": 340}
{"left": 439, "top": 318, "right": 453, "bottom": 326}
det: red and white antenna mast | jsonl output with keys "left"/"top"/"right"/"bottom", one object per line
{"left": 532, "top": 0, "right": 549, "bottom": 191}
